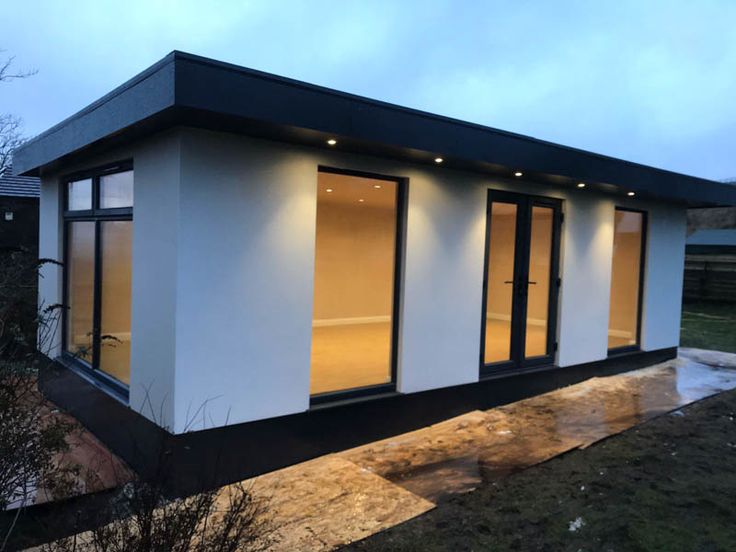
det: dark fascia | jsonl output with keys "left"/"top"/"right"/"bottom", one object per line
{"left": 13, "top": 51, "right": 736, "bottom": 207}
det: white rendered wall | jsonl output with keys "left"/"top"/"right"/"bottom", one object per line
{"left": 37, "top": 174, "right": 63, "bottom": 357}
{"left": 35, "top": 135, "right": 182, "bottom": 428}
{"left": 172, "top": 130, "right": 318, "bottom": 431}
{"left": 127, "top": 133, "right": 182, "bottom": 428}
{"left": 37, "top": 127, "right": 689, "bottom": 433}
{"left": 640, "top": 203, "right": 687, "bottom": 350}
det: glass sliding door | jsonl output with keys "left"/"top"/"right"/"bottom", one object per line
{"left": 66, "top": 221, "right": 95, "bottom": 363}
{"left": 63, "top": 164, "right": 133, "bottom": 395}
{"left": 99, "top": 221, "right": 133, "bottom": 384}
{"left": 310, "top": 169, "right": 403, "bottom": 399}
{"left": 481, "top": 191, "right": 561, "bottom": 375}
{"left": 608, "top": 209, "right": 646, "bottom": 351}
{"left": 525, "top": 206, "right": 554, "bottom": 359}
{"left": 484, "top": 202, "right": 518, "bottom": 364}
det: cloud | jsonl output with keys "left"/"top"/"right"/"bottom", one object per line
{"left": 1, "top": 0, "right": 734, "bottom": 179}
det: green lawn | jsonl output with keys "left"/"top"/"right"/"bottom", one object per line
{"left": 681, "top": 301, "right": 736, "bottom": 353}
{"left": 348, "top": 389, "right": 736, "bottom": 552}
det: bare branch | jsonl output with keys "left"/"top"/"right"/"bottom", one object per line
{"left": 0, "top": 52, "right": 38, "bottom": 83}
{"left": 0, "top": 114, "right": 25, "bottom": 175}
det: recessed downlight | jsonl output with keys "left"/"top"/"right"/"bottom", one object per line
{"left": 358, "top": 198, "right": 365, "bottom": 203}
{"left": 577, "top": 182, "right": 586, "bottom": 188}
{"left": 326, "top": 188, "right": 333, "bottom": 193}
{"left": 627, "top": 191, "right": 635, "bottom": 197}
{"left": 434, "top": 157, "right": 444, "bottom": 164}
{"left": 514, "top": 171, "right": 523, "bottom": 177}
{"left": 327, "top": 139, "right": 337, "bottom": 146}
{"left": 373, "top": 184, "right": 382, "bottom": 189}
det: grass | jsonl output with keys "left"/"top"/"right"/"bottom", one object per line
{"left": 347, "top": 389, "right": 736, "bottom": 551}
{"left": 347, "top": 302, "right": 736, "bottom": 551}
{"left": 681, "top": 301, "right": 736, "bottom": 353}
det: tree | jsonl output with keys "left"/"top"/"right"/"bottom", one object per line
{"left": 0, "top": 52, "right": 36, "bottom": 175}
{"left": 0, "top": 250, "right": 72, "bottom": 551}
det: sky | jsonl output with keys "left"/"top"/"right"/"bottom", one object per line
{"left": 1, "top": 0, "right": 735, "bottom": 181}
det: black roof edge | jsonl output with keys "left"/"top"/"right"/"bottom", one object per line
{"left": 13, "top": 50, "right": 736, "bottom": 207}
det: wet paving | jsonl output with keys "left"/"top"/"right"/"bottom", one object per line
{"left": 8, "top": 389, "right": 132, "bottom": 510}
{"left": 34, "top": 349, "right": 736, "bottom": 550}
{"left": 243, "top": 348, "right": 736, "bottom": 550}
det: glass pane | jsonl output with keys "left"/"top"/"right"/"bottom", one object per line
{"left": 100, "top": 170, "right": 134, "bottom": 208}
{"left": 67, "top": 179, "right": 92, "bottom": 210}
{"left": 310, "top": 172, "right": 397, "bottom": 395}
{"left": 608, "top": 210, "right": 644, "bottom": 349}
{"left": 484, "top": 202, "right": 517, "bottom": 364}
{"left": 66, "top": 221, "right": 95, "bottom": 362}
{"left": 99, "top": 221, "right": 133, "bottom": 385}
{"left": 525, "top": 206, "right": 553, "bottom": 358}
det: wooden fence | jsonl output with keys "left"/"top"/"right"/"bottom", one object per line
{"left": 683, "top": 254, "right": 736, "bottom": 303}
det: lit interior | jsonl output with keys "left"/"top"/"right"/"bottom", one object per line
{"left": 485, "top": 202, "right": 517, "bottom": 363}
{"left": 99, "top": 220, "right": 132, "bottom": 384}
{"left": 484, "top": 202, "right": 553, "bottom": 363}
{"left": 608, "top": 210, "right": 644, "bottom": 349}
{"left": 67, "top": 221, "right": 95, "bottom": 363}
{"left": 310, "top": 172, "right": 398, "bottom": 395}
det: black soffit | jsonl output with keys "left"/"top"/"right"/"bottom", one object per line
{"left": 14, "top": 51, "right": 736, "bottom": 207}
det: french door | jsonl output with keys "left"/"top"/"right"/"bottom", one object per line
{"left": 480, "top": 190, "right": 562, "bottom": 375}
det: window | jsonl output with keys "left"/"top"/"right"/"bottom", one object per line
{"left": 63, "top": 163, "right": 133, "bottom": 393}
{"left": 310, "top": 168, "right": 404, "bottom": 399}
{"left": 607, "top": 208, "right": 646, "bottom": 351}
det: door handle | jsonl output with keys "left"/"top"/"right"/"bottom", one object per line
{"left": 503, "top": 280, "right": 514, "bottom": 284}
{"left": 527, "top": 281, "right": 537, "bottom": 285}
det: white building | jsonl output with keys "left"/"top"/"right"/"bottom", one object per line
{"left": 14, "top": 52, "right": 736, "bottom": 488}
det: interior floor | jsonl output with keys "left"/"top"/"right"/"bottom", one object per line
{"left": 310, "top": 319, "right": 553, "bottom": 395}
{"left": 608, "top": 335, "right": 637, "bottom": 349}
{"left": 311, "top": 322, "right": 393, "bottom": 395}
{"left": 484, "top": 319, "right": 548, "bottom": 364}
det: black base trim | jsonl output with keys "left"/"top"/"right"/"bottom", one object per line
{"left": 39, "top": 347, "right": 677, "bottom": 497}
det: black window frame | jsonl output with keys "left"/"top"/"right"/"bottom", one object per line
{"left": 479, "top": 189, "right": 563, "bottom": 377}
{"left": 309, "top": 166, "right": 408, "bottom": 406}
{"left": 61, "top": 160, "right": 133, "bottom": 401}
{"left": 607, "top": 207, "right": 648, "bottom": 356}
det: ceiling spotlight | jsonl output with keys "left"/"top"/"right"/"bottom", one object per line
{"left": 327, "top": 139, "right": 337, "bottom": 146}
{"left": 514, "top": 171, "right": 523, "bottom": 177}
{"left": 358, "top": 198, "right": 365, "bottom": 203}
{"left": 627, "top": 191, "right": 635, "bottom": 196}
{"left": 326, "top": 188, "right": 333, "bottom": 193}
{"left": 434, "top": 157, "right": 444, "bottom": 164}
{"left": 577, "top": 182, "right": 586, "bottom": 188}
{"left": 374, "top": 184, "right": 382, "bottom": 189}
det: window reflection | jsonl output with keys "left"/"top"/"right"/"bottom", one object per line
{"left": 66, "top": 221, "right": 95, "bottom": 362}
{"left": 99, "top": 221, "right": 133, "bottom": 384}
{"left": 67, "top": 179, "right": 92, "bottom": 211}
{"left": 100, "top": 170, "right": 134, "bottom": 208}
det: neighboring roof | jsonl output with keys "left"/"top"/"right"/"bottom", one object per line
{"left": 13, "top": 51, "right": 736, "bottom": 207}
{"left": 687, "top": 229, "right": 736, "bottom": 247}
{"left": 0, "top": 163, "right": 40, "bottom": 198}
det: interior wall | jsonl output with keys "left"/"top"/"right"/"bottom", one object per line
{"left": 485, "top": 204, "right": 516, "bottom": 321}
{"left": 313, "top": 174, "right": 397, "bottom": 322}
{"left": 608, "top": 211, "right": 643, "bottom": 342}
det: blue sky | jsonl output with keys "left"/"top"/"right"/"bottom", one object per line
{"left": 1, "top": 0, "right": 735, "bottom": 180}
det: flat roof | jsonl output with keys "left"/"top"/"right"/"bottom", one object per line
{"left": 14, "top": 51, "right": 736, "bottom": 207}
